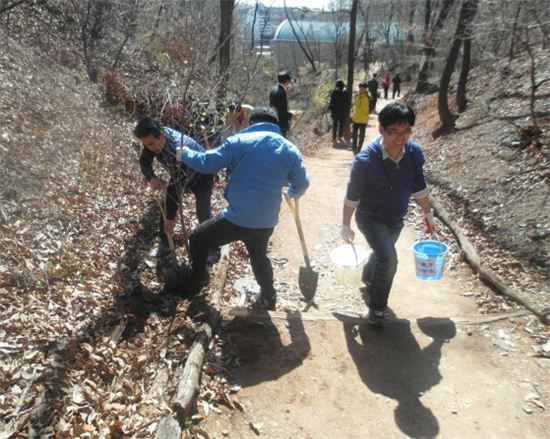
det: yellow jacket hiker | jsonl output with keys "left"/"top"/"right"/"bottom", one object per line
{"left": 351, "top": 82, "right": 370, "bottom": 154}
{"left": 352, "top": 91, "right": 370, "bottom": 124}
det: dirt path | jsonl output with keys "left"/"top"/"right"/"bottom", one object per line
{"left": 203, "top": 119, "right": 549, "bottom": 438}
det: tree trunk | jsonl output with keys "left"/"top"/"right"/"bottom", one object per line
{"left": 508, "top": 2, "right": 522, "bottom": 61}
{"left": 346, "top": 0, "right": 358, "bottom": 109}
{"left": 407, "top": 0, "right": 417, "bottom": 42}
{"left": 358, "top": 3, "right": 370, "bottom": 73}
{"left": 218, "top": 0, "right": 234, "bottom": 101}
{"left": 416, "top": 0, "right": 455, "bottom": 93}
{"left": 385, "top": 1, "right": 395, "bottom": 45}
{"left": 435, "top": 0, "right": 479, "bottom": 137}
{"left": 456, "top": 36, "right": 471, "bottom": 113}
{"left": 249, "top": 0, "right": 259, "bottom": 52}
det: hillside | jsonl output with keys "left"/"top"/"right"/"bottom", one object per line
{"left": 1, "top": 4, "right": 549, "bottom": 438}
{"left": 410, "top": 51, "right": 550, "bottom": 313}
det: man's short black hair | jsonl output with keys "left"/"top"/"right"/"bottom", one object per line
{"left": 133, "top": 117, "right": 162, "bottom": 138}
{"left": 250, "top": 107, "right": 279, "bottom": 125}
{"left": 358, "top": 82, "right": 368, "bottom": 88}
{"left": 372, "top": 73, "right": 377, "bottom": 78}
{"left": 277, "top": 71, "right": 292, "bottom": 83}
{"left": 378, "top": 103, "right": 416, "bottom": 127}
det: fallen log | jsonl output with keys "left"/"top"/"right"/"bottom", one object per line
{"left": 431, "top": 198, "right": 549, "bottom": 324}
{"left": 154, "top": 245, "right": 230, "bottom": 438}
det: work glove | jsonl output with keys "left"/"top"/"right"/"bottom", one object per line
{"left": 423, "top": 211, "right": 436, "bottom": 235}
{"left": 341, "top": 225, "right": 355, "bottom": 243}
{"left": 175, "top": 146, "right": 184, "bottom": 163}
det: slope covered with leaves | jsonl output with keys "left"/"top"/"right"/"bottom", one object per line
{"left": 0, "top": 34, "right": 244, "bottom": 437}
{"left": 412, "top": 49, "right": 550, "bottom": 314}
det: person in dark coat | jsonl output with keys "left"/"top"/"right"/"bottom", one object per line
{"left": 367, "top": 73, "right": 379, "bottom": 113}
{"left": 392, "top": 73, "right": 402, "bottom": 98}
{"left": 269, "top": 71, "right": 295, "bottom": 138}
{"left": 328, "top": 79, "right": 349, "bottom": 145}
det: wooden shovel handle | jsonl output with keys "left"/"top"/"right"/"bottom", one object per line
{"left": 284, "top": 193, "right": 312, "bottom": 268}
{"left": 154, "top": 197, "right": 176, "bottom": 253}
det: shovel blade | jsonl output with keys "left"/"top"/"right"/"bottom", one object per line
{"left": 298, "top": 265, "right": 319, "bottom": 301}
{"left": 162, "top": 261, "right": 190, "bottom": 296}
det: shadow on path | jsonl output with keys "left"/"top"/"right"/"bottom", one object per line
{"left": 343, "top": 315, "right": 456, "bottom": 439}
{"left": 222, "top": 310, "right": 311, "bottom": 387}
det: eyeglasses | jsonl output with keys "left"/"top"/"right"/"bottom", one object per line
{"left": 385, "top": 128, "right": 412, "bottom": 138}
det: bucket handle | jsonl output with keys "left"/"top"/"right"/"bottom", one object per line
{"left": 416, "top": 229, "right": 445, "bottom": 255}
{"left": 350, "top": 242, "right": 359, "bottom": 265}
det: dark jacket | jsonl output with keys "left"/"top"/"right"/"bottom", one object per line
{"left": 329, "top": 86, "right": 349, "bottom": 117}
{"left": 346, "top": 137, "right": 427, "bottom": 223}
{"left": 269, "top": 84, "right": 292, "bottom": 134}
{"left": 367, "top": 78, "right": 378, "bottom": 96}
{"left": 139, "top": 127, "right": 210, "bottom": 220}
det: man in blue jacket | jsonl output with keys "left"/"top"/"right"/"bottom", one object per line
{"left": 341, "top": 103, "right": 436, "bottom": 326}
{"left": 133, "top": 118, "right": 214, "bottom": 258}
{"left": 177, "top": 107, "right": 310, "bottom": 309}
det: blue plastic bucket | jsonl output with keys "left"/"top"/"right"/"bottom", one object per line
{"left": 412, "top": 240, "right": 449, "bottom": 281}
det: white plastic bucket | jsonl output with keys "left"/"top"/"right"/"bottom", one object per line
{"left": 330, "top": 244, "right": 370, "bottom": 288}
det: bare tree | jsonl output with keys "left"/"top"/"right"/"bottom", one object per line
{"left": 330, "top": 5, "right": 348, "bottom": 80}
{"left": 0, "top": 0, "right": 28, "bottom": 15}
{"left": 415, "top": 0, "right": 455, "bottom": 93}
{"left": 283, "top": 0, "right": 317, "bottom": 71}
{"left": 456, "top": 35, "right": 471, "bottom": 113}
{"left": 434, "top": 0, "right": 479, "bottom": 137}
{"left": 218, "top": 0, "right": 235, "bottom": 101}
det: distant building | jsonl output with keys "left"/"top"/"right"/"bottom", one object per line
{"left": 272, "top": 17, "right": 405, "bottom": 70}
{"left": 272, "top": 19, "right": 350, "bottom": 70}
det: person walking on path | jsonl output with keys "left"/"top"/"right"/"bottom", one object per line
{"left": 223, "top": 103, "right": 254, "bottom": 140}
{"left": 269, "top": 71, "right": 296, "bottom": 138}
{"left": 341, "top": 103, "right": 436, "bottom": 326}
{"left": 134, "top": 118, "right": 215, "bottom": 259}
{"left": 382, "top": 74, "right": 391, "bottom": 99}
{"left": 351, "top": 82, "right": 370, "bottom": 154}
{"left": 392, "top": 73, "right": 402, "bottom": 98}
{"left": 176, "top": 107, "right": 310, "bottom": 309}
{"left": 367, "top": 74, "right": 379, "bottom": 113}
{"left": 328, "top": 79, "right": 349, "bottom": 146}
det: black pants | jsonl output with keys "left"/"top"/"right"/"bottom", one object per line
{"left": 392, "top": 85, "right": 401, "bottom": 98}
{"left": 189, "top": 214, "right": 276, "bottom": 297}
{"left": 369, "top": 91, "right": 377, "bottom": 112}
{"left": 352, "top": 122, "right": 367, "bottom": 153}
{"left": 331, "top": 114, "right": 346, "bottom": 140}
{"left": 383, "top": 86, "right": 389, "bottom": 99}
{"left": 159, "top": 176, "right": 213, "bottom": 246}
{"left": 279, "top": 121, "right": 289, "bottom": 138}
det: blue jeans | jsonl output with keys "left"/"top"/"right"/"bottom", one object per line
{"left": 356, "top": 215, "right": 403, "bottom": 311}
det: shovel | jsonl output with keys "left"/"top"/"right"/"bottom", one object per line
{"left": 284, "top": 193, "right": 318, "bottom": 301}
{"left": 154, "top": 196, "right": 189, "bottom": 295}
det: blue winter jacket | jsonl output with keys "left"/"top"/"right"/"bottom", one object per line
{"left": 180, "top": 122, "right": 310, "bottom": 228}
{"left": 346, "top": 137, "right": 428, "bottom": 223}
